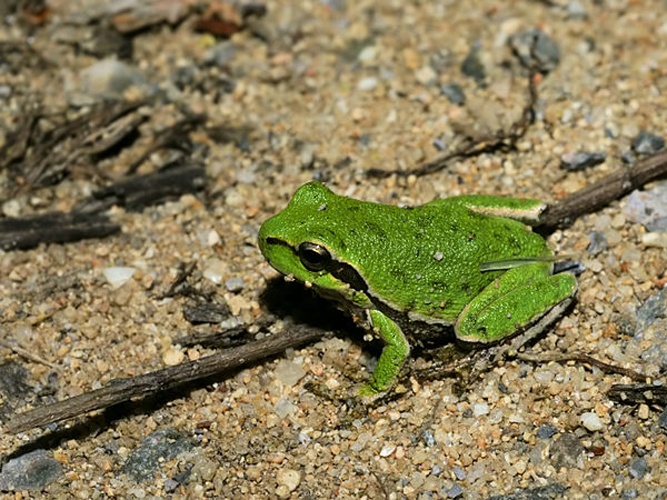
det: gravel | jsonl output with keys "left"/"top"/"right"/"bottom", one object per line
{"left": 1, "top": 1, "right": 666, "bottom": 498}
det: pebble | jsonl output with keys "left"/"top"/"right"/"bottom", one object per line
{"left": 629, "top": 288, "right": 667, "bottom": 371}
{"left": 0, "top": 360, "right": 29, "bottom": 399}
{"left": 225, "top": 277, "right": 246, "bottom": 292}
{"left": 642, "top": 232, "right": 667, "bottom": 248}
{"left": 452, "top": 466, "right": 466, "bottom": 480}
{"left": 440, "top": 83, "right": 465, "bottom": 105}
{"left": 461, "top": 43, "right": 486, "bottom": 85}
{"left": 357, "top": 76, "right": 379, "bottom": 91}
{"left": 274, "top": 398, "right": 298, "bottom": 419}
{"left": 274, "top": 359, "right": 306, "bottom": 386}
{"left": 358, "top": 45, "right": 378, "bottom": 64}
{"left": 637, "top": 404, "right": 650, "bottom": 420}
{"left": 163, "top": 347, "right": 185, "bottom": 366}
{"left": 550, "top": 433, "right": 584, "bottom": 469}
{"left": 163, "top": 478, "right": 180, "bottom": 493}
{"left": 276, "top": 468, "right": 301, "bottom": 493}
{"left": 536, "top": 424, "right": 558, "bottom": 439}
{"left": 586, "top": 231, "right": 608, "bottom": 255}
{"left": 80, "top": 59, "right": 148, "bottom": 98}
{"left": 380, "top": 444, "right": 396, "bottom": 457}
{"left": 102, "top": 267, "right": 136, "bottom": 288}
{"left": 628, "top": 457, "right": 648, "bottom": 479}
{"left": 631, "top": 131, "right": 665, "bottom": 155}
{"left": 203, "top": 258, "right": 227, "bottom": 284}
{"left": 580, "top": 411, "right": 604, "bottom": 431}
{"left": 658, "top": 408, "right": 667, "bottom": 430}
{"left": 191, "top": 456, "right": 218, "bottom": 482}
{"left": 204, "top": 41, "right": 237, "bottom": 67}
{"left": 422, "top": 429, "right": 435, "bottom": 447}
{"left": 472, "top": 402, "right": 489, "bottom": 417}
{"left": 121, "top": 429, "right": 194, "bottom": 482}
{"left": 560, "top": 151, "right": 606, "bottom": 171}
{"left": 2, "top": 199, "right": 21, "bottom": 217}
{"left": 416, "top": 65, "right": 437, "bottom": 86}
{"left": 509, "top": 28, "right": 561, "bottom": 73}
{"left": 0, "top": 450, "right": 63, "bottom": 491}
{"left": 624, "top": 183, "right": 667, "bottom": 232}
{"left": 567, "top": 1, "right": 588, "bottom": 19}
{"left": 447, "top": 483, "right": 464, "bottom": 498}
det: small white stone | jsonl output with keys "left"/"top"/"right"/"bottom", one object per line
{"left": 207, "top": 230, "right": 221, "bottom": 247}
{"left": 274, "top": 398, "right": 298, "bottom": 419}
{"left": 642, "top": 232, "right": 667, "bottom": 248}
{"left": 203, "top": 258, "right": 226, "bottom": 284}
{"left": 580, "top": 411, "right": 604, "bottom": 431}
{"left": 358, "top": 45, "right": 378, "bottom": 64}
{"left": 276, "top": 468, "right": 301, "bottom": 493}
{"left": 163, "top": 347, "right": 185, "bottom": 366}
{"left": 473, "top": 402, "right": 489, "bottom": 417}
{"left": 102, "top": 267, "right": 136, "bottom": 288}
{"left": 379, "top": 444, "right": 396, "bottom": 457}
{"left": 274, "top": 359, "right": 305, "bottom": 387}
{"left": 2, "top": 199, "right": 21, "bottom": 217}
{"left": 415, "top": 65, "right": 437, "bottom": 85}
{"left": 357, "top": 77, "right": 378, "bottom": 91}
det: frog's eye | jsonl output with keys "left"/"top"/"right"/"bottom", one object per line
{"left": 298, "top": 242, "right": 331, "bottom": 272}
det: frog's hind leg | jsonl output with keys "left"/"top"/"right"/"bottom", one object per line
{"left": 454, "top": 263, "right": 577, "bottom": 345}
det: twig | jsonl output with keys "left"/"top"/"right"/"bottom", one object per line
{"left": 73, "top": 162, "right": 207, "bottom": 215}
{"left": 537, "top": 149, "right": 667, "bottom": 230}
{"left": 6, "top": 324, "right": 327, "bottom": 434}
{"left": 515, "top": 351, "right": 648, "bottom": 382}
{"left": 608, "top": 383, "right": 667, "bottom": 406}
{"left": 0, "top": 212, "right": 120, "bottom": 251}
{"left": 0, "top": 340, "right": 60, "bottom": 371}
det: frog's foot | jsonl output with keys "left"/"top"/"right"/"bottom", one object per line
{"left": 493, "top": 296, "right": 575, "bottom": 363}
{"left": 354, "top": 382, "right": 408, "bottom": 408}
{"left": 467, "top": 296, "right": 576, "bottom": 379}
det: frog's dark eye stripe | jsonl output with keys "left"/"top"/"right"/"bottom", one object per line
{"left": 298, "top": 242, "right": 331, "bottom": 271}
{"left": 328, "top": 261, "right": 368, "bottom": 293}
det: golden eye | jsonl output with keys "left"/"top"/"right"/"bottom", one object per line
{"left": 298, "top": 242, "right": 331, "bottom": 272}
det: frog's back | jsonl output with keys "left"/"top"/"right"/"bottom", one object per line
{"left": 322, "top": 190, "right": 550, "bottom": 321}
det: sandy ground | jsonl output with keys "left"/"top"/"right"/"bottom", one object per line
{"left": 1, "top": 0, "right": 666, "bottom": 498}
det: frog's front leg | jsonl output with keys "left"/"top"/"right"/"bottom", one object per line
{"left": 358, "top": 309, "right": 410, "bottom": 398}
{"left": 455, "top": 263, "right": 577, "bottom": 344}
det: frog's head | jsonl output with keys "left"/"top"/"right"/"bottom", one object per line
{"left": 258, "top": 182, "right": 370, "bottom": 307}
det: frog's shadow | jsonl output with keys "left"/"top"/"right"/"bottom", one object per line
{"left": 259, "top": 277, "right": 362, "bottom": 338}
{"left": 259, "top": 278, "right": 453, "bottom": 359}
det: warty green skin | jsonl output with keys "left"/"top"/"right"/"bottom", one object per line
{"left": 258, "top": 182, "right": 577, "bottom": 398}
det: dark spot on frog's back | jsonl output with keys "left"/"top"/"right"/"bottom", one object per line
{"left": 430, "top": 280, "right": 449, "bottom": 292}
{"left": 415, "top": 215, "right": 433, "bottom": 228}
{"left": 508, "top": 233, "right": 523, "bottom": 251}
{"left": 363, "top": 221, "right": 387, "bottom": 240}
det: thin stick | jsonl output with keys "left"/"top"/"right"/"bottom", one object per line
{"left": 516, "top": 351, "right": 648, "bottom": 382}
{"left": 6, "top": 325, "right": 326, "bottom": 434}
{"left": 538, "top": 149, "right": 667, "bottom": 230}
{"left": 0, "top": 340, "right": 60, "bottom": 371}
